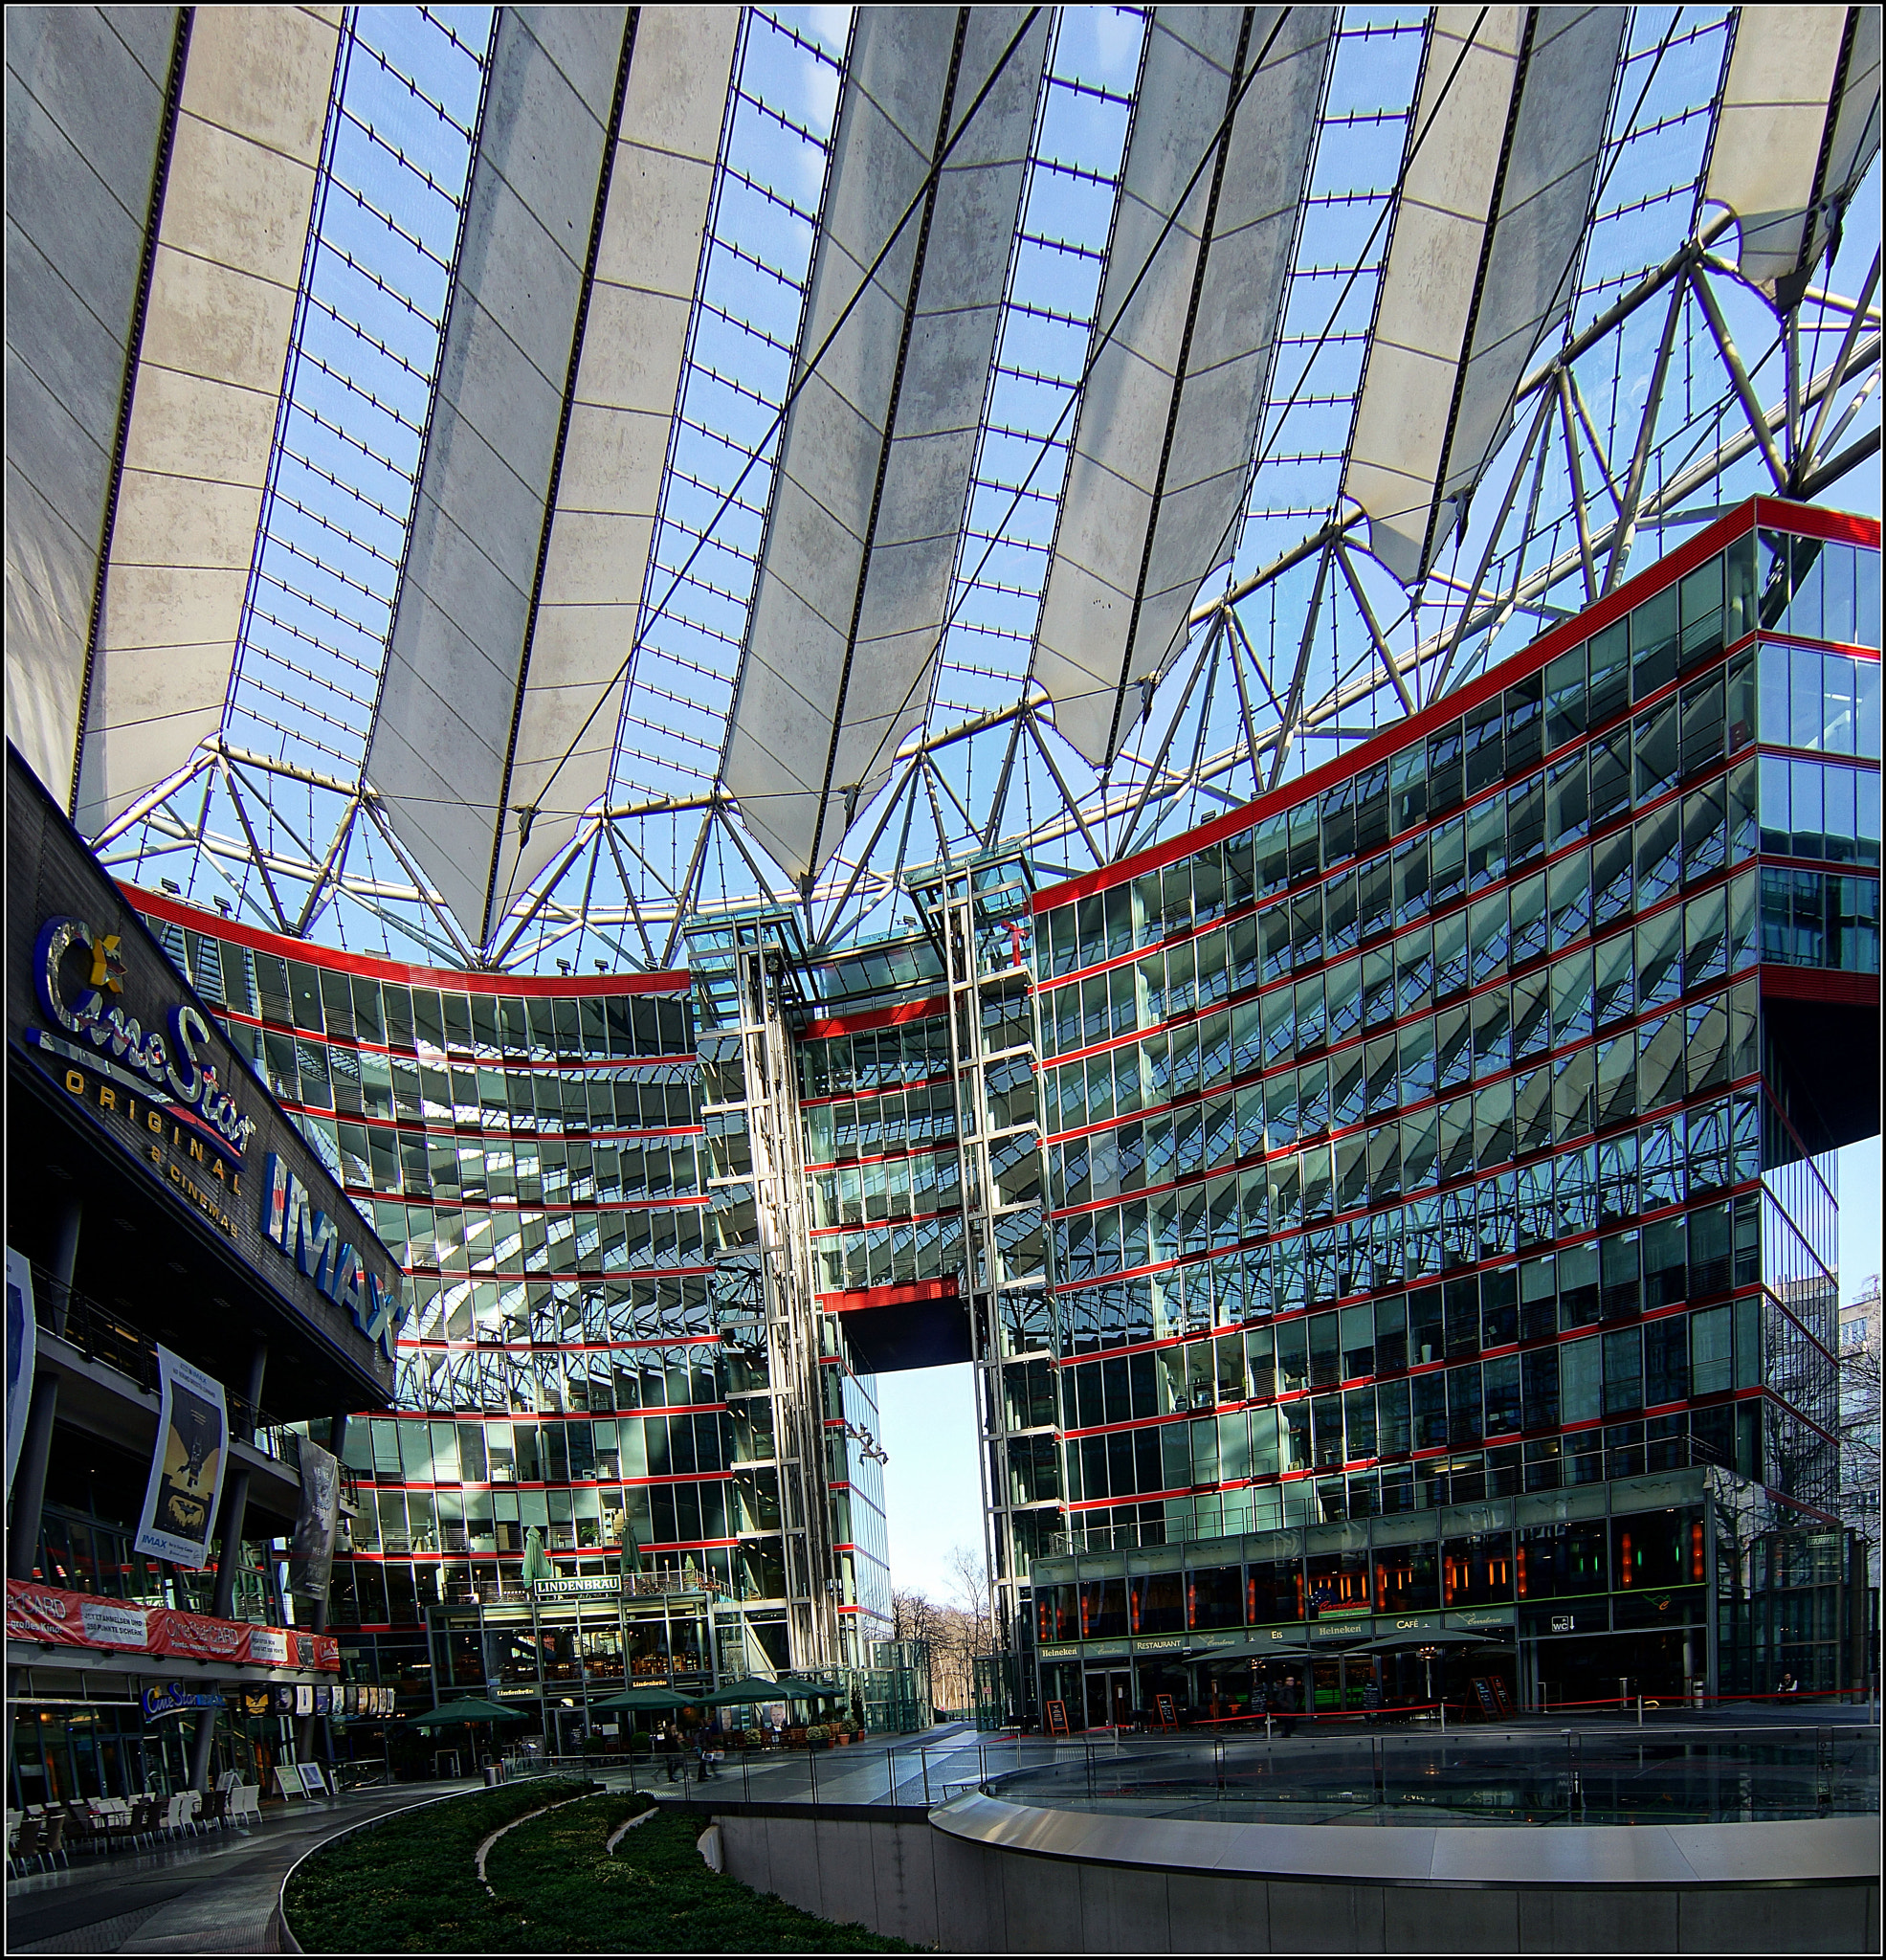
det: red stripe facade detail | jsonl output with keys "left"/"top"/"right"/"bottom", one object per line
{"left": 126, "top": 886, "right": 692, "bottom": 995}
{"left": 1032, "top": 497, "right": 1880, "bottom": 916}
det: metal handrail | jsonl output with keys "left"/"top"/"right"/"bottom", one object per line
{"left": 27, "top": 1261, "right": 361, "bottom": 1505}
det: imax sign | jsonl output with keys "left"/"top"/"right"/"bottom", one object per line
{"left": 259, "top": 1155, "right": 406, "bottom": 1362}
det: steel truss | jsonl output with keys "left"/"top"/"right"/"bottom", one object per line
{"left": 95, "top": 24, "right": 1879, "bottom": 978}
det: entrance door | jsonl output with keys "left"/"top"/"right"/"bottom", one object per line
{"left": 1082, "top": 1670, "right": 1130, "bottom": 1729}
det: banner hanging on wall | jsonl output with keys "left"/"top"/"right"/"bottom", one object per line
{"left": 5, "top": 1249, "right": 35, "bottom": 1499}
{"left": 289, "top": 1433, "right": 341, "bottom": 1601}
{"left": 134, "top": 1347, "right": 229, "bottom": 1569}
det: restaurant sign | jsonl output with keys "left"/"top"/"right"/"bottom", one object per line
{"left": 530, "top": 1575, "right": 624, "bottom": 1599}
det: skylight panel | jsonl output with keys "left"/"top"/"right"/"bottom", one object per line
{"left": 222, "top": 6, "right": 492, "bottom": 782}
{"left": 608, "top": 7, "right": 843, "bottom": 808}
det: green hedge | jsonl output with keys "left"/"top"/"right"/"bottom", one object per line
{"left": 283, "top": 1778, "right": 599, "bottom": 1954}
{"left": 284, "top": 1785, "right": 921, "bottom": 1953}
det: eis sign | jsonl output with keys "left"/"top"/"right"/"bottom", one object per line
{"left": 30, "top": 918, "right": 406, "bottom": 1361}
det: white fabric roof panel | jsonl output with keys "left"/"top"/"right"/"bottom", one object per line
{"left": 1706, "top": 7, "right": 1879, "bottom": 297}
{"left": 5, "top": 5, "right": 179, "bottom": 812}
{"left": 488, "top": 5, "right": 740, "bottom": 935}
{"left": 366, "top": 5, "right": 630, "bottom": 940}
{"left": 722, "top": 6, "right": 1050, "bottom": 883}
{"left": 1032, "top": 5, "right": 1334, "bottom": 770}
{"left": 73, "top": 5, "right": 341, "bottom": 836}
{"left": 1341, "top": 5, "right": 1616, "bottom": 589}
{"left": 1435, "top": 8, "right": 1625, "bottom": 525}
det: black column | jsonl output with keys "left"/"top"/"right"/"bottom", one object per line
{"left": 296, "top": 1411, "right": 350, "bottom": 1773}
{"left": 189, "top": 1334, "right": 268, "bottom": 1791}
{"left": 7, "top": 1375, "right": 59, "bottom": 1582}
{"left": 48, "top": 1196, "right": 81, "bottom": 1336}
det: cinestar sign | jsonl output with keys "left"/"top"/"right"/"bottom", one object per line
{"left": 259, "top": 1155, "right": 406, "bottom": 1362}
{"left": 31, "top": 918, "right": 257, "bottom": 1164}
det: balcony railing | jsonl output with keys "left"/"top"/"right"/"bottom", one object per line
{"left": 27, "top": 1260, "right": 361, "bottom": 1507}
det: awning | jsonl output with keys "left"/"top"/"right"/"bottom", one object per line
{"left": 1359, "top": 1627, "right": 1505, "bottom": 1653}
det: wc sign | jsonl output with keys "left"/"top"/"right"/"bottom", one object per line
{"left": 259, "top": 1154, "right": 407, "bottom": 1362}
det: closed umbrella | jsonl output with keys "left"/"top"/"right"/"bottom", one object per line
{"left": 619, "top": 1527, "right": 642, "bottom": 1587}
{"left": 521, "top": 1526, "right": 554, "bottom": 1585}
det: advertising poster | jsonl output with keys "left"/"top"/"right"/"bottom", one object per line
{"left": 295, "top": 1683, "right": 314, "bottom": 1717}
{"left": 289, "top": 1433, "right": 341, "bottom": 1601}
{"left": 6, "top": 1249, "right": 35, "bottom": 1499}
{"left": 134, "top": 1347, "right": 228, "bottom": 1569}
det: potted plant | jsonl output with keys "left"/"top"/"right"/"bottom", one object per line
{"left": 806, "top": 1724, "right": 830, "bottom": 1749}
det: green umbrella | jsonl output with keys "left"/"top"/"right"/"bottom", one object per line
{"left": 700, "top": 1677, "right": 788, "bottom": 1706}
{"left": 409, "top": 1697, "right": 528, "bottom": 1728}
{"left": 589, "top": 1686, "right": 694, "bottom": 1713}
{"left": 777, "top": 1676, "right": 840, "bottom": 1704}
{"left": 618, "top": 1527, "right": 642, "bottom": 1579}
{"left": 521, "top": 1526, "right": 554, "bottom": 1584}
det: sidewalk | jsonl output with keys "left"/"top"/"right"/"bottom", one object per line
{"left": 607, "top": 1721, "right": 992, "bottom": 1810}
{"left": 6, "top": 1779, "right": 477, "bottom": 1954}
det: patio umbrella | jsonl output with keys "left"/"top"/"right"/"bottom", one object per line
{"left": 1358, "top": 1628, "right": 1501, "bottom": 1652}
{"left": 588, "top": 1683, "right": 693, "bottom": 1746}
{"left": 700, "top": 1677, "right": 788, "bottom": 1706}
{"left": 776, "top": 1676, "right": 840, "bottom": 1704}
{"left": 589, "top": 1686, "right": 694, "bottom": 1712}
{"left": 521, "top": 1526, "right": 554, "bottom": 1584}
{"left": 618, "top": 1527, "right": 642, "bottom": 1580}
{"left": 408, "top": 1697, "right": 527, "bottom": 1726}
{"left": 409, "top": 1696, "right": 527, "bottom": 1769}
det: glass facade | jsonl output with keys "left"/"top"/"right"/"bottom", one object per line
{"left": 125, "top": 913, "right": 883, "bottom": 1705}
{"left": 129, "top": 498, "right": 1876, "bottom": 1727}
{"left": 1032, "top": 503, "right": 1877, "bottom": 1572}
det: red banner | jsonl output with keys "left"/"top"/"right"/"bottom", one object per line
{"left": 7, "top": 1579, "right": 338, "bottom": 1673}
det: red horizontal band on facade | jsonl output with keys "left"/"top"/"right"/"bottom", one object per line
{"left": 1032, "top": 499, "right": 1881, "bottom": 917}
{"left": 800, "top": 996, "right": 949, "bottom": 1039}
{"left": 126, "top": 886, "right": 692, "bottom": 996}
{"left": 818, "top": 1275, "right": 961, "bottom": 1312}
{"left": 1758, "top": 962, "right": 1880, "bottom": 1006}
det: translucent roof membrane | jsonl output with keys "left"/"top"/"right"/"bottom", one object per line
{"left": 607, "top": 8, "right": 844, "bottom": 813}
{"left": 47, "top": 5, "right": 1875, "bottom": 972}
{"left": 223, "top": 6, "right": 493, "bottom": 779}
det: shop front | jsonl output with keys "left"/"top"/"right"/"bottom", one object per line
{"left": 1032, "top": 1467, "right": 1862, "bottom": 1727}
{"left": 422, "top": 1575, "right": 748, "bottom": 1749}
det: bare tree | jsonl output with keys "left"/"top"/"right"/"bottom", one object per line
{"left": 1838, "top": 1324, "right": 1880, "bottom": 1560}
{"left": 943, "top": 1541, "right": 996, "bottom": 1657}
